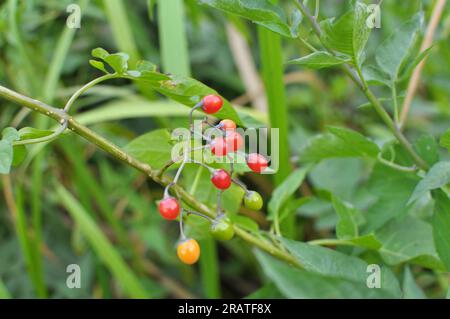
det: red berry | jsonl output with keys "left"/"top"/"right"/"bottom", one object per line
{"left": 202, "top": 95, "right": 223, "bottom": 114}
{"left": 158, "top": 197, "right": 180, "bottom": 220}
{"left": 246, "top": 153, "right": 269, "bottom": 173}
{"left": 211, "top": 169, "right": 231, "bottom": 190}
{"left": 219, "top": 119, "right": 236, "bottom": 131}
{"left": 225, "top": 131, "right": 243, "bottom": 152}
{"left": 210, "top": 137, "right": 229, "bottom": 156}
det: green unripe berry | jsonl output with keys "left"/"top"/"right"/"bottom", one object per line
{"left": 210, "top": 216, "right": 234, "bottom": 241}
{"left": 244, "top": 191, "right": 263, "bottom": 211}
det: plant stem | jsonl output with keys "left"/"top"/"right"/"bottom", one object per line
{"left": 0, "top": 84, "right": 303, "bottom": 269}
{"left": 391, "top": 83, "right": 399, "bottom": 124}
{"left": 294, "top": 0, "right": 429, "bottom": 171}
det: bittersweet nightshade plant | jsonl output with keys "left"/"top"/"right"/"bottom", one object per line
{"left": 1, "top": 0, "right": 450, "bottom": 299}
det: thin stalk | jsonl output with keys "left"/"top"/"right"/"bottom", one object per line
{"left": 294, "top": 0, "right": 429, "bottom": 171}
{"left": 391, "top": 83, "right": 399, "bottom": 124}
{"left": 0, "top": 85, "right": 303, "bottom": 269}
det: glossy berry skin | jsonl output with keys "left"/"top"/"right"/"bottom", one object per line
{"left": 202, "top": 95, "right": 223, "bottom": 114}
{"left": 158, "top": 197, "right": 180, "bottom": 220}
{"left": 244, "top": 191, "right": 263, "bottom": 210}
{"left": 210, "top": 137, "right": 229, "bottom": 156}
{"left": 211, "top": 169, "right": 231, "bottom": 190}
{"left": 210, "top": 216, "right": 234, "bottom": 241}
{"left": 246, "top": 153, "right": 269, "bottom": 173}
{"left": 219, "top": 119, "right": 236, "bottom": 131}
{"left": 177, "top": 239, "right": 200, "bottom": 265}
{"left": 225, "top": 131, "right": 243, "bottom": 152}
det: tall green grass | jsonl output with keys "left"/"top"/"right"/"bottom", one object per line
{"left": 56, "top": 184, "right": 150, "bottom": 298}
{"left": 257, "top": 26, "right": 294, "bottom": 237}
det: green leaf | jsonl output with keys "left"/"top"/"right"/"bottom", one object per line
{"left": 268, "top": 166, "right": 310, "bottom": 221}
{"left": 255, "top": 250, "right": 395, "bottom": 299}
{"left": 439, "top": 128, "right": 450, "bottom": 152}
{"left": 200, "top": 0, "right": 300, "bottom": 38}
{"left": 12, "top": 145, "right": 26, "bottom": 167}
{"left": 398, "top": 46, "right": 434, "bottom": 82}
{"left": 375, "top": 13, "right": 423, "bottom": 80}
{"left": 288, "top": 51, "right": 350, "bottom": 69}
{"left": 279, "top": 238, "right": 402, "bottom": 297}
{"left": 299, "top": 126, "right": 379, "bottom": 162}
{"left": 344, "top": 234, "right": 382, "bottom": 250}
{"left": 230, "top": 215, "right": 259, "bottom": 234}
{"left": 0, "top": 128, "right": 20, "bottom": 174}
{"left": 402, "top": 266, "right": 426, "bottom": 299}
{"left": 245, "top": 283, "right": 283, "bottom": 299}
{"left": 18, "top": 127, "right": 54, "bottom": 140}
{"left": 331, "top": 195, "right": 359, "bottom": 239}
{"left": 89, "top": 60, "right": 109, "bottom": 74}
{"left": 104, "top": 52, "right": 129, "bottom": 74}
{"left": 413, "top": 134, "right": 439, "bottom": 167}
{"left": 366, "top": 164, "right": 419, "bottom": 231}
{"left": 56, "top": 184, "right": 150, "bottom": 298}
{"left": 124, "top": 129, "right": 173, "bottom": 169}
{"left": 376, "top": 216, "right": 444, "bottom": 270}
{"left": 92, "top": 47, "right": 110, "bottom": 60}
{"left": 320, "top": 2, "right": 371, "bottom": 66}
{"left": 408, "top": 161, "right": 450, "bottom": 205}
{"left": 432, "top": 190, "right": 450, "bottom": 271}
{"left": 362, "top": 65, "right": 391, "bottom": 87}
{"left": 146, "top": 74, "right": 242, "bottom": 124}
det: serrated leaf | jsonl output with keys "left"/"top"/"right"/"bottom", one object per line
{"left": 299, "top": 126, "right": 379, "bottom": 162}
{"left": 320, "top": 2, "right": 371, "bottom": 66}
{"left": 280, "top": 238, "right": 402, "bottom": 297}
{"left": 375, "top": 13, "right": 423, "bottom": 81}
{"left": 408, "top": 161, "right": 450, "bottom": 205}
{"left": 268, "top": 167, "right": 310, "bottom": 221}
{"left": 200, "top": 0, "right": 299, "bottom": 38}
{"left": 255, "top": 250, "right": 396, "bottom": 299}
{"left": 431, "top": 190, "right": 450, "bottom": 271}
{"left": 331, "top": 195, "right": 359, "bottom": 239}
{"left": 288, "top": 51, "right": 350, "bottom": 69}
{"left": 2, "top": 127, "right": 19, "bottom": 143}
{"left": 124, "top": 129, "right": 173, "bottom": 169}
{"left": 376, "top": 216, "right": 444, "bottom": 270}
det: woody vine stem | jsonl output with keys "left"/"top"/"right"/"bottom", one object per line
{"left": 0, "top": 84, "right": 303, "bottom": 269}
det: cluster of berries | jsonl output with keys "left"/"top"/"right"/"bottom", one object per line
{"left": 158, "top": 95, "right": 268, "bottom": 265}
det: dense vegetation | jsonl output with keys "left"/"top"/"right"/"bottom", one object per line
{"left": 0, "top": 0, "right": 449, "bottom": 299}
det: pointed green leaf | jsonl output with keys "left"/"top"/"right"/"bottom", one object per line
{"left": 299, "top": 126, "right": 379, "bottom": 162}
{"left": 288, "top": 51, "right": 350, "bottom": 69}
{"left": 408, "top": 161, "right": 450, "bottom": 205}
{"left": 376, "top": 216, "right": 444, "bottom": 270}
{"left": 200, "top": 0, "right": 300, "bottom": 38}
{"left": 375, "top": 13, "right": 423, "bottom": 80}
{"left": 255, "top": 250, "right": 396, "bottom": 298}
{"left": 280, "top": 238, "right": 402, "bottom": 297}
{"left": 267, "top": 167, "right": 310, "bottom": 221}
{"left": 124, "top": 129, "right": 173, "bottom": 169}
{"left": 432, "top": 190, "right": 450, "bottom": 271}
{"left": 332, "top": 195, "right": 359, "bottom": 239}
{"left": 320, "top": 2, "right": 371, "bottom": 66}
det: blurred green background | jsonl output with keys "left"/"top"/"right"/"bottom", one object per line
{"left": 0, "top": 0, "right": 449, "bottom": 299}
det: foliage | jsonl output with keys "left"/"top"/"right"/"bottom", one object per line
{"left": 0, "top": 0, "right": 449, "bottom": 299}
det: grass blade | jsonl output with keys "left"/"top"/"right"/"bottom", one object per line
{"left": 157, "top": 0, "right": 191, "bottom": 76}
{"left": 56, "top": 184, "right": 150, "bottom": 298}
{"left": 257, "top": 26, "right": 293, "bottom": 237}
